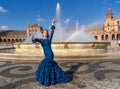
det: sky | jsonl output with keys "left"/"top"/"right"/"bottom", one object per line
{"left": 0, "top": 0, "right": 120, "bottom": 30}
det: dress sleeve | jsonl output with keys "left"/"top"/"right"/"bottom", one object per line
{"left": 48, "top": 25, "right": 55, "bottom": 42}
{"left": 32, "top": 36, "right": 41, "bottom": 43}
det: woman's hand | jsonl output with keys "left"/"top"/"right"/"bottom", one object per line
{"left": 32, "top": 36, "right": 36, "bottom": 40}
{"left": 52, "top": 19, "right": 57, "bottom": 25}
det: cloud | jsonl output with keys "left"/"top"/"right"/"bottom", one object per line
{"left": 0, "top": 6, "right": 8, "bottom": 13}
{"left": 0, "top": 26, "right": 9, "bottom": 30}
{"left": 37, "top": 18, "right": 45, "bottom": 22}
{"left": 115, "top": 0, "right": 120, "bottom": 4}
{"left": 64, "top": 18, "right": 70, "bottom": 24}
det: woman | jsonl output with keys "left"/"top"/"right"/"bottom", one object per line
{"left": 32, "top": 19, "right": 69, "bottom": 86}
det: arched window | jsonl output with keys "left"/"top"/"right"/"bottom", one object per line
{"left": 0, "top": 39, "right": 2, "bottom": 42}
{"left": 94, "top": 36, "right": 98, "bottom": 40}
{"left": 117, "top": 34, "right": 120, "bottom": 40}
{"left": 117, "top": 21, "right": 119, "bottom": 25}
{"left": 8, "top": 39, "right": 10, "bottom": 42}
{"left": 23, "top": 39, "right": 25, "bottom": 41}
{"left": 101, "top": 35, "right": 104, "bottom": 40}
{"left": 19, "top": 39, "right": 22, "bottom": 42}
{"left": 12, "top": 39, "right": 14, "bottom": 42}
{"left": 4, "top": 39, "right": 6, "bottom": 42}
{"left": 16, "top": 39, "right": 18, "bottom": 42}
{"left": 112, "top": 34, "right": 115, "bottom": 40}
{"left": 35, "top": 29, "right": 37, "bottom": 32}
{"left": 105, "top": 34, "right": 108, "bottom": 40}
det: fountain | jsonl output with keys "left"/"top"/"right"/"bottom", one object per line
{"left": 0, "top": 2, "right": 109, "bottom": 60}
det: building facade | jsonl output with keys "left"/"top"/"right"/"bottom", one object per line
{"left": 0, "top": 30, "right": 26, "bottom": 46}
{"left": 26, "top": 24, "right": 43, "bottom": 37}
{"left": 87, "top": 8, "right": 120, "bottom": 42}
{"left": 0, "top": 24, "right": 43, "bottom": 46}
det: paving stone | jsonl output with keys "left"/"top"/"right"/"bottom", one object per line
{"left": 0, "top": 59, "right": 120, "bottom": 89}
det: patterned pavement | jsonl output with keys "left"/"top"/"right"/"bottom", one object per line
{"left": 0, "top": 59, "right": 120, "bottom": 89}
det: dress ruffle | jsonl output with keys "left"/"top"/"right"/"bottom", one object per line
{"left": 36, "top": 58, "right": 69, "bottom": 86}
{"left": 33, "top": 25, "right": 69, "bottom": 86}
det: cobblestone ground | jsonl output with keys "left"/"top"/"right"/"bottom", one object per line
{"left": 0, "top": 59, "right": 120, "bottom": 89}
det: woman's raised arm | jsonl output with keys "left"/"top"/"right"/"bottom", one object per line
{"left": 48, "top": 19, "right": 56, "bottom": 42}
{"left": 48, "top": 25, "right": 55, "bottom": 42}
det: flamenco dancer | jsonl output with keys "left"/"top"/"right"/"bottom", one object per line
{"left": 32, "top": 19, "right": 69, "bottom": 86}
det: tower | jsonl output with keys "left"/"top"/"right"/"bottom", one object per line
{"left": 26, "top": 23, "right": 43, "bottom": 37}
{"left": 104, "top": 8, "right": 120, "bottom": 41}
{"left": 106, "top": 8, "right": 113, "bottom": 19}
{"left": 104, "top": 8, "right": 114, "bottom": 41}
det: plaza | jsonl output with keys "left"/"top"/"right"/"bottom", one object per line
{"left": 0, "top": 1, "right": 120, "bottom": 89}
{"left": 0, "top": 58, "right": 120, "bottom": 89}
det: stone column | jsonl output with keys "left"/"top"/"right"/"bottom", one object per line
{"left": 98, "top": 35, "right": 102, "bottom": 42}
{"left": 109, "top": 34, "right": 112, "bottom": 41}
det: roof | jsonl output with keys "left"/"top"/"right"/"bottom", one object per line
{"left": 85, "top": 25, "right": 104, "bottom": 31}
{"left": 0, "top": 30, "right": 26, "bottom": 35}
{"left": 64, "top": 25, "right": 104, "bottom": 32}
{"left": 116, "top": 18, "right": 120, "bottom": 20}
{"left": 28, "top": 24, "right": 41, "bottom": 28}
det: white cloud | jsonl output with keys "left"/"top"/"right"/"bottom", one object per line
{"left": 37, "top": 18, "right": 45, "bottom": 22}
{"left": 0, "top": 6, "right": 8, "bottom": 13}
{"left": 115, "top": 0, "right": 120, "bottom": 4}
{"left": 64, "top": 18, "right": 70, "bottom": 24}
{"left": 0, "top": 26, "right": 9, "bottom": 30}
{"left": 102, "top": 0, "right": 120, "bottom": 4}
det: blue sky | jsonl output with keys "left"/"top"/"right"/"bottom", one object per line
{"left": 0, "top": 0, "right": 120, "bottom": 30}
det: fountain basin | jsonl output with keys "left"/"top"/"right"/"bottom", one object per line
{"left": 0, "top": 42, "right": 112, "bottom": 60}
{"left": 13, "top": 42, "right": 109, "bottom": 56}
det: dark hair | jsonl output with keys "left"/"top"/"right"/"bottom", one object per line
{"left": 41, "top": 30, "right": 49, "bottom": 37}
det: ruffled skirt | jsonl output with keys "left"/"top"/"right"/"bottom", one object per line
{"left": 36, "top": 58, "right": 69, "bottom": 86}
